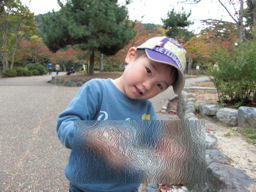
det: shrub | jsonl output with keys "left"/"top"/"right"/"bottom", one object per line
{"left": 208, "top": 36, "right": 256, "bottom": 107}
{"left": 26, "top": 63, "right": 47, "bottom": 75}
{"left": 31, "top": 69, "right": 40, "bottom": 75}
{"left": 2, "top": 69, "right": 17, "bottom": 77}
{"left": 14, "top": 66, "right": 31, "bottom": 76}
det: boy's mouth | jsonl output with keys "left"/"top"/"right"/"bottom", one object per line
{"left": 135, "top": 86, "right": 143, "bottom": 96}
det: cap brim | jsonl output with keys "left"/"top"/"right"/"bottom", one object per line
{"left": 145, "top": 49, "right": 185, "bottom": 94}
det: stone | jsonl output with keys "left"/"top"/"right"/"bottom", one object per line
{"left": 206, "top": 149, "right": 230, "bottom": 165}
{"left": 185, "top": 101, "right": 195, "bottom": 114}
{"left": 205, "top": 132, "right": 217, "bottom": 149}
{"left": 216, "top": 108, "right": 238, "bottom": 126}
{"left": 199, "top": 104, "right": 219, "bottom": 116}
{"left": 184, "top": 112, "right": 197, "bottom": 120}
{"left": 238, "top": 106, "right": 256, "bottom": 128}
{"left": 206, "top": 162, "right": 256, "bottom": 192}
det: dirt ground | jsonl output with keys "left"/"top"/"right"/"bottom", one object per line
{"left": 187, "top": 81, "right": 256, "bottom": 181}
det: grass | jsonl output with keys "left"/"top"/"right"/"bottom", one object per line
{"left": 238, "top": 126, "right": 256, "bottom": 144}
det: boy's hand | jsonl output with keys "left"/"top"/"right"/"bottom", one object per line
{"left": 86, "top": 128, "right": 130, "bottom": 168}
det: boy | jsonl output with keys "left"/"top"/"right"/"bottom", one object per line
{"left": 57, "top": 36, "right": 187, "bottom": 192}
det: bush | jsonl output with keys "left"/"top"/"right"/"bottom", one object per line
{"left": 2, "top": 69, "right": 17, "bottom": 77}
{"left": 14, "top": 66, "right": 31, "bottom": 76}
{"left": 26, "top": 63, "right": 47, "bottom": 75}
{"left": 208, "top": 36, "right": 256, "bottom": 107}
{"left": 31, "top": 69, "right": 40, "bottom": 75}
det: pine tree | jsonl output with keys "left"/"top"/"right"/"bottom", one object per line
{"left": 41, "top": 0, "right": 136, "bottom": 75}
{"left": 162, "top": 8, "right": 193, "bottom": 42}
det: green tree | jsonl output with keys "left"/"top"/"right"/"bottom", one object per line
{"left": 0, "top": 0, "right": 36, "bottom": 71}
{"left": 162, "top": 8, "right": 193, "bottom": 42}
{"left": 40, "top": 0, "right": 136, "bottom": 75}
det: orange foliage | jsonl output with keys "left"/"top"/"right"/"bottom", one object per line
{"left": 105, "top": 22, "right": 166, "bottom": 66}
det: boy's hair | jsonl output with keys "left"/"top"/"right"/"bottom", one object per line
{"left": 134, "top": 49, "right": 178, "bottom": 87}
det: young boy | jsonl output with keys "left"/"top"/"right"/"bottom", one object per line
{"left": 57, "top": 36, "right": 187, "bottom": 192}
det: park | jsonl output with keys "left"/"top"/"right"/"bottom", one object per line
{"left": 0, "top": 0, "right": 256, "bottom": 191}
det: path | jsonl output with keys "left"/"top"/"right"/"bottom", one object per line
{"left": 0, "top": 74, "right": 78, "bottom": 191}
{"left": 205, "top": 118, "right": 256, "bottom": 181}
{"left": 0, "top": 74, "right": 179, "bottom": 191}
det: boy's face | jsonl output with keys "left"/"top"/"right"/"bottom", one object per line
{"left": 119, "top": 47, "right": 174, "bottom": 100}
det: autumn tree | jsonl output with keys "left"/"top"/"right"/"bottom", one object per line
{"left": 0, "top": 0, "right": 36, "bottom": 71}
{"left": 184, "top": 19, "right": 237, "bottom": 67}
{"left": 40, "top": 0, "right": 136, "bottom": 75}
{"left": 102, "top": 22, "right": 166, "bottom": 70}
{"left": 50, "top": 48, "right": 83, "bottom": 72}
{"left": 182, "top": 0, "right": 256, "bottom": 41}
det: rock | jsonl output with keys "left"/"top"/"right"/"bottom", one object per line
{"left": 199, "top": 104, "right": 219, "bottom": 116}
{"left": 238, "top": 106, "right": 256, "bottom": 128}
{"left": 183, "top": 112, "right": 197, "bottom": 120}
{"left": 216, "top": 108, "right": 238, "bottom": 126}
{"left": 206, "top": 162, "right": 256, "bottom": 192}
{"left": 185, "top": 101, "right": 195, "bottom": 114}
{"left": 205, "top": 132, "right": 217, "bottom": 149}
{"left": 206, "top": 149, "right": 230, "bottom": 165}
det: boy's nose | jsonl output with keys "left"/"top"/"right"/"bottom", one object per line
{"left": 142, "top": 79, "right": 154, "bottom": 91}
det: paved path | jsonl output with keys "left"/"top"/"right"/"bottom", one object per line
{"left": 0, "top": 74, "right": 210, "bottom": 191}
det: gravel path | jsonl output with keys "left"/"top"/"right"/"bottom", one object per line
{"left": 205, "top": 118, "right": 256, "bottom": 181}
{"left": 0, "top": 74, "right": 180, "bottom": 191}
{"left": 0, "top": 74, "right": 79, "bottom": 191}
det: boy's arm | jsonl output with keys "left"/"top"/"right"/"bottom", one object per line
{"left": 56, "top": 81, "right": 102, "bottom": 149}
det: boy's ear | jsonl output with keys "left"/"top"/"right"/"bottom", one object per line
{"left": 125, "top": 47, "right": 137, "bottom": 64}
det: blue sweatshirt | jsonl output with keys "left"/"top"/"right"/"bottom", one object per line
{"left": 57, "top": 79, "right": 157, "bottom": 192}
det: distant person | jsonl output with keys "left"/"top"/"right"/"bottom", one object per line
{"left": 55, "top": 64, "right": 60, "bottom": 75}
{"left": 57, "top": 36, "right": 187, "bottom": 192}
{"left": 66, "top": 66, "right": 75, "bottom": 75}
{"left": 47, "top": 63, "right": 53, "bottom": 75}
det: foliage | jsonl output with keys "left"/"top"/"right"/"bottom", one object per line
{"left": 30, "top": 69, "right": 40, "bottom": 75}
{"left": 17, "top": 37, "right": 52, "bottom": 64}
{"left": 49, "top": 48, "right": 84, "bottom": 72}
{"left": 208, "top": 32, "right": 256, "bottom": 106}
{"left": 13, "top": 66, "right": 31, "bottom": 76}
{"left": 40, "top": 0, "right": 136, "bottom": 75}
{"left": 0, "top": 0, "right": 36, "bottom": 71}
{"left": 2, "top": 69, "right": 17, "bottom": 77}
{"left": 184, "top": 19, "right": 237, "bottom": 68}
{"left": 104, "top": 22, "right": 166, "bottom": 69}
{"left": 162, "top": 8, "right": 194, "bottom": 43}
{"left": 26, "top": 63, "right": 47, "bottom": 75}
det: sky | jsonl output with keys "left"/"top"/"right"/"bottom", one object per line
{"left": 21, "top": 0, "right": 238, "bottom": 33}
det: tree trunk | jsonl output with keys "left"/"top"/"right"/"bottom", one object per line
{"left": 62, "top": 63, "right": 66, "bottom": 72}
{"left": 188, "top": 52, "right": 193, "bottom": 74}
{"left": 251, "top": 0, "right": 256, "bottom": 25}
{"left": 2, "top": 21, "right": 9, "bottom": 71}
{"left": 89, "top": 50, "right": 95, "bottom": 75}
{"left": 10, "top": 25, "right": 21, "bottom": 69}
{"left": 100, "top": 53, "right": 104, "bottom": 71}
{"left": 237, "top": 0, "right": 245, "bottom": 41}
{"left": 253, "top": 89, "right": 256, "bottom": 103}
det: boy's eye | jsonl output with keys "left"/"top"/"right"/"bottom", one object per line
{"left": 145, "top": 67, "right": 152, "bottom": 74}
{"left": 157, "top": 83, "right": 164, "bottom": 90}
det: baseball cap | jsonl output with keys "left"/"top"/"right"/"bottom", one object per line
{"left": 137, "top": 36, "right": 186, "bottom": 94}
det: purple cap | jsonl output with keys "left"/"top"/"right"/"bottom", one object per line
{"left": 137, "top": 36, "right": 186, "bottom": 94}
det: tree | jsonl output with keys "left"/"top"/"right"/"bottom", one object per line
{"left": 162, "top": 8, "right": 194, "bottom": 43}
{"left": 40, "top": 0, "right": 136, "bottom": 75}
{"left": 0, "top": 0, "right": 36, "bottom": 71}
{"left": 184, "top": 19, "right": 237, "bottom": 68}
{"left": 182, "top": 0, "right": 255, "bottom": 41}
{"left": 245, "top": 0, "right": 256, "bottom": 28}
